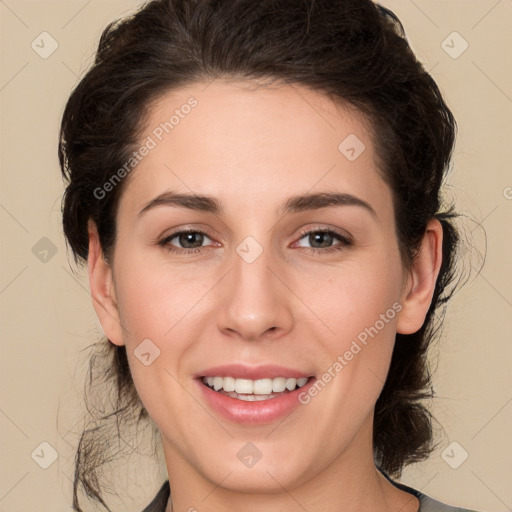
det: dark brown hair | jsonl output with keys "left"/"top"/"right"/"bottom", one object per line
{"left": 58, "top": 0, "right": 460, "bottom": 510}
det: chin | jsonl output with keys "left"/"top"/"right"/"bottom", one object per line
{"left": 212, "top": 463, "right": 303, "bottom": 494}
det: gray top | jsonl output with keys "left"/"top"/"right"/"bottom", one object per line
{"left": 385, "top": 475, "right": 482, "bottom": 512}
{"left": 142, "top": 476, "right": 483, "bottom": 512}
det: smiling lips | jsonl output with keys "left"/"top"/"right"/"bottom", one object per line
{"left": 196, "top": 364, "right": 316, "bottom": 423}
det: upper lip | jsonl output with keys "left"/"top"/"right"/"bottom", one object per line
{"left": 195, "top": 364, "right": 314, "bottom": 380}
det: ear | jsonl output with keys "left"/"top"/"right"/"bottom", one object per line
{"left": 396, "top": 218, "right": 443, "bottom": 335}
{"left": 87, "top": 220, "right": 125, "bottom": 346}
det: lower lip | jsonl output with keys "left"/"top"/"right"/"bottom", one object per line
{"left": 196, "top": 378, "right": 316, "bottom": 425}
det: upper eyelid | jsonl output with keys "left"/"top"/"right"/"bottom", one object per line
{"left": 296, "top": 226, "right": 352, "bottom": 240}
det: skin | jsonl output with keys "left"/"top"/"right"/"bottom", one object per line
{"left": 88, "top": 79, "right": 443, "bottom": 512}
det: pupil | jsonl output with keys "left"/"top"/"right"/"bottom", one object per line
{"left": 311, "top": 232, "right": 332, "bottom": 248}
{"left": 180, "top": 232, "right": 203, "bottom": 248}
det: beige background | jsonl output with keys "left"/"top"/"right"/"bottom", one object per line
{"left": 1, "top": 1, "right": 511, "bottom": 511}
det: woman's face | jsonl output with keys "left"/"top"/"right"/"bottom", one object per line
{"left": 89, "top": 79, "right": 439, "bottom": 499}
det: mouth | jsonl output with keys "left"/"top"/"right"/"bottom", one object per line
{"left": 195, "top": 366, "right": 317, "bottom": 424}
{"left": 200, "top": 375, "right": 312, "bottom": 402}
{"left": 194, "top": 364, "right": 317, "bottom": 424}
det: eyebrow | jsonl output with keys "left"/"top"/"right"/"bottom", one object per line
{"left": 138, "top": 191, "right": 377, "bottom": 219}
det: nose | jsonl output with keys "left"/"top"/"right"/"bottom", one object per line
{"left": 216, "top": 241, "right": 294, "bottom": 342}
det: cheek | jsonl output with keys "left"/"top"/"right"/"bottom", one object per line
{"left": 113, "top": 255, "right": 211, "bottom": 342}
{"left": 300, "top": 256, "right": 404, "bottom": 345}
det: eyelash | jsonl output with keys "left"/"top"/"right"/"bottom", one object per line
{"left": 158, "top": 227, "right": 353, "bottom": 255}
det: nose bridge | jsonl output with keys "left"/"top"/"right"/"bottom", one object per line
{"left": 216, "top": 236, "right": 293, "bottom": 341}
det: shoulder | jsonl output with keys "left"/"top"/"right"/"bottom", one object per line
{"left": 418, "top": 491, "right": 483, "bottom": 512}
{"left": 388, "top": 475, "right": 484, "bottom": 512}
{"left": 141, "top": 480, "right": 170, "bottom": 512}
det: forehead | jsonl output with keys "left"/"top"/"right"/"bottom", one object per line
{"left": 118, "top": 79, "right": 391, "bottom": 221}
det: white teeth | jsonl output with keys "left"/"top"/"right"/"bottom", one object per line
{"left": 223, "top": 376, "right": 235, "bottom": 392}
{"left": 213, "top": 376, "right": 223, "bottom": 391}
{"left": 272, "top": 377, "right": 286, "bottom": 392}
{"left": 285, "top": 378, "right": 296, "bottom": 391}
{"left": 234, "top": 378, "right": 253, "bottom": 394}
{"left": 253, "top": 379, "right": 273, "bottom": 394}
{"left": 202, "top": 375, "right": 310, "bottom": 394}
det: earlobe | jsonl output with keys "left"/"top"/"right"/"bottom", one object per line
{"left": 87, "top": 220, "right": 125, "bottom": 346}
{"left": 396, "top": 219, "right": 444, "bottom": 335}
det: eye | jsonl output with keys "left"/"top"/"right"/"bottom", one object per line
{"left": 294, "top": 228, "right": 352, "bottom": 254}
{"left": 158, "top": 229, "right": 215, "bottom": 254}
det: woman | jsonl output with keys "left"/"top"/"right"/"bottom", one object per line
{"left": 59, "top": 0, "right": 480, "bottom": 511}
